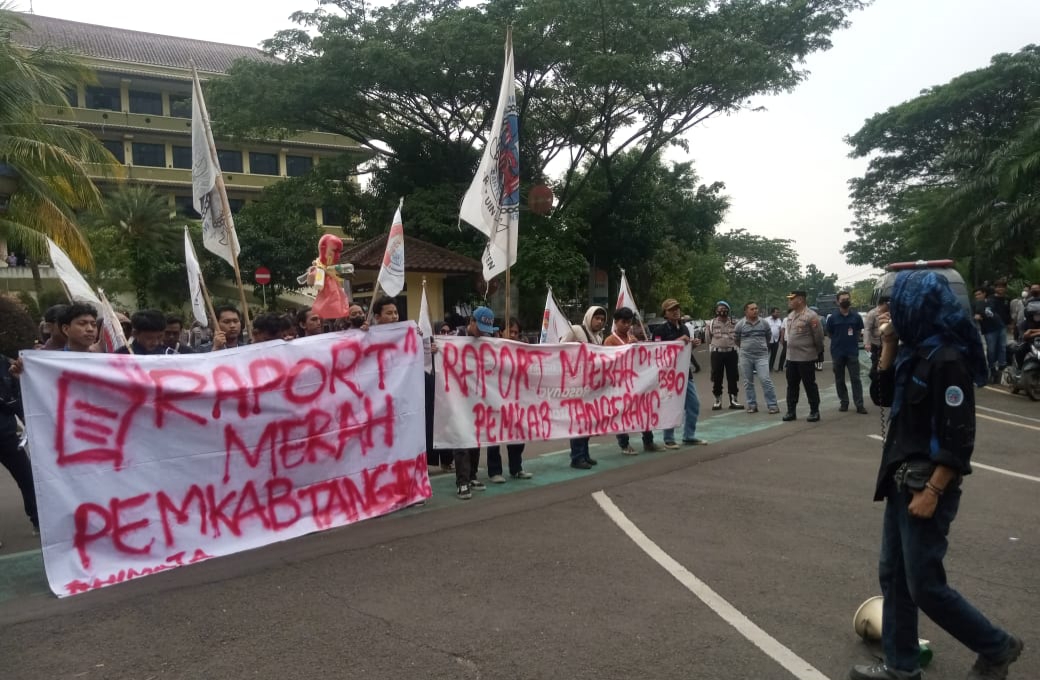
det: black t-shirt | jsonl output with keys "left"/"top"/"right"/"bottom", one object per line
{"left": 989, "top": 295, "right": 1011, "bottom": 326}
{"left": 974, "top": 298, "right": 1003, "bottom": 334}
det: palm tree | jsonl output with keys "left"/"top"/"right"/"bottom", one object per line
{"left": 85, "top": 185, "right": 184, "bottom": 308}
{"left": 0, "top": 5, "right": 118, "bottom": 271}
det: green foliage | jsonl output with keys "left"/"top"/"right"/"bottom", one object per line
{"left": 844, "top": 45, "right": 1040, "bottom": 280}
{"left": 848, "top": 278, "right": 876, "bottom": 308}
{"left": 83, "top": 185, "right": 184, "bottom": 309}
{"left": 713, "top": 228, "right": 801, "bottom": 314}
{"left": 0, "top": 293, "right": 37, "bottom": 356}
{"left": 0, "top": 5, "right": 120, "bottom": 268}
{"left": 798, "top": 264, "right": 839, "bottom": 304}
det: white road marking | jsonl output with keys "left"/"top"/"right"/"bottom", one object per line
{"left": 977, "top": 405, "right": 1040, "bottom": 424}
{"left": 865, "top": 436, "right": 1040, "bottom": 483}
{"left": 592, "top": 491, "right": 831, "bottom": 680}
{"left": 977, "top": 413, "right": 1040, "bottom": 432}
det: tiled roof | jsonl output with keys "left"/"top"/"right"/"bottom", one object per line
{"left": 14, "top": 14, "right": 277, "bottom": 74}
{"left": 343, "top": 235, "right": 482, "bottom": 275}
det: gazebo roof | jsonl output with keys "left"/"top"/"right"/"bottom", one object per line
{"left": 342, "top": 235, "right": 481, "bottom": 275}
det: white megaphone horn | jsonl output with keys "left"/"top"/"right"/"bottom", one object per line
{"left": 853, "top": 596, "right": 884, "bottom": 641}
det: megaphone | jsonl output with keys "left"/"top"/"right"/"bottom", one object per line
{"left": 853, "top": 596, "right": 933, "bottom": 667}
{"left": 854, "top": 596, "right": 884, "bottom": 641}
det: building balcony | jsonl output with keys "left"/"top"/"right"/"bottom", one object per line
{"left": 86, "top": 164, "right": 278, "bottom": 192}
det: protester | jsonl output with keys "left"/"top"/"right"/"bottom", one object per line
{"left": 653, "top": 299, "right": 706, "bottom": 447}
{"left": 251, "top": 312, "right": 293, "bottom": 342}
{"left": 825, "top": 290, "right": 867, "bottom": 414}
{"left": 563, "top": 305, "right": 608, "bottom": 469}
{"left": 486, "top": 317, "right": 535, "bottom": 483}
{"left": 372, "top": 297, "right": 399, "bottom": 325}
{"left": 1, "top": 353, "right": 39, "bottom": 541}
{"left": 705, "top": 300, "right": 741, "bottom": 410}
{"left": 454, "top": 306, "right": 498, "bottom": 498}
{"left": 115, "top": 309, "right": 175, "bottom": 355}
{"left": 849, "top": 270, "right": 1022, "bottom": 680}
{"left": 781, "top": 291, "right": 824, "bottom": 422}
{"left": 38, "top": 304, "right": 69, "bottom": 351}
{"left": 205, "top": 305, "right": 246, "bottom": 351}
{"left": 297, "top": 307, "right": 323, "bottom": 337}
{"left": 59, "top": 302, "right": 99, "bottom": 353}
{"left": 163, "top": 315, "right": 195, "bottom": 354}
{"left": 606, "top": 307, "right": 663, "bottom": 453}
{"left": 734, "top": 302, "right": 779, "bottom": 414}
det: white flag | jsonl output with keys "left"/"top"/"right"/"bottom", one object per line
{"left": 191, "top": 68, "right": 240, "bottom": 268}
{"left": 184, "top": 227, "right": 208, "bottom": 327}
{"left": 377, "top": 201, "right": 406, "bottom": 297}
{"left": 46, "top": 237, "right": 100, "bottom": 305}
{"left": 616, "top": 269, "right": 637, "bottom": 314}
{"left": 419, "top": 281, "right": 434, "bottom": 374}
{"left": 96, "top": 288, "right": 127, "bottom": 353}
{"left": 459, "top": 28, "right": 519, "bottom": 281}
{"left": 539, "top": 287, "right": 570, "bottom": 344}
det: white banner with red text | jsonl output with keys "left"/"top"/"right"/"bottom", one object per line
{"left": 432, "top": 337, "right": 691, "bottom": 449}
{"left": 21, "top": 323, "right": 429, "bottom": 597}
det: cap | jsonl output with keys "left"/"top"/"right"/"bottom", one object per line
{"left": 715, "top": 300, "right": 730, "bottom": 309}
{"left": 786, "top": 290, "right": 808, "bottom": 299}
{"left": 473, "top": 306, "right": 499, "bottom": 334}
{"left": 661, "top": 298, "right": 680, "bottom": 312}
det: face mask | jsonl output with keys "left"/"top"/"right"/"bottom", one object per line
{"left": 349, "top": 317, "right": 365, "bottom": 328}
{"left": 718, "top": 309, "right": 728, "bottom": 317}
{"left": 839, "top": 300, "right": 851, "bottom": 309}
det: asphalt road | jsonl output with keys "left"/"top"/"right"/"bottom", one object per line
{"left": 2, "top": 349, "right": 1038, "bottom": 680}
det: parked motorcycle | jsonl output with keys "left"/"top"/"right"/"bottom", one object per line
{"left": 1002, "top": 337, "right": 1040, "bottom": 401}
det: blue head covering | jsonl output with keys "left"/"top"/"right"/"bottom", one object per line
{"left": 889, "top": 270, "right": 987, "bottom": 416}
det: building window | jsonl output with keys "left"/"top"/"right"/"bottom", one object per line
{"left": 175, "top": 195, "right": 200, "bottom": 218}
{"left": 101, "top": 140, "right": 124, "bottom": 164}
{"left": 85, "top": 86, "right": 121, "bottom": 111}
{"left": 128, "top": 90, "right": 163, "bottom": 115}
{"left": 216, "top": 149, "right": 243, "bottom": 173}
{"left": 172, "top": 146, "right": 192, "bottom": 169}
{"left": 132, "top": 142, "right": 166, "bottom": 168}
{"left": 169, "top": 94, "right": 191, "bottom": 118}
{"left": 227, "top": 198, "right": 245, "bottom": 214}
{"left": 65, "top": 87, "right": 79, "bottom": 107}
{"left": 249, "top": 152, "right": 279, "bottom": 176}
{"left": 285, "top": 155, "right": 313, "bottom": 177}
{"left": 322, "top": 205, "right": 343, "bottom": 226}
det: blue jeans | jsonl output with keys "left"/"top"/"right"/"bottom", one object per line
{"left": 984, "top": 329, "right": 1007, "bottom": 371}
{"left": 739, "top": 352, "right": 777, "bottom": 408}
{"left": 569, "top": 437, "right": 590, "bottom": 463}
{"left": 879, "top": 484, "right": 1010, "bottom": 672}
{"left": 663, "top": 378, "right": 700, "bottom": 443}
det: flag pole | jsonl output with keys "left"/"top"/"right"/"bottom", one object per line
{"left": 197, "top": 271, "right": 219, "bottom": 330}
{"left": 365, "top": 280, "right": 382, "bottom": 326}
{"left": 192, "top": 62, "right": 252, "bottom": 333}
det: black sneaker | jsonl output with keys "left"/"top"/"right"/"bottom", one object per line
{"left": 807, "top": 411, "right": 821, "bottom": 422}
{"left": 782, "top": 411, "right": 797, "bottom": 422}
{"left": 570, "top": 460, "right": 592, "bottom": 470}
{"left": 586, "top": 457, "right": 598, "bottom": 466}
{"left": 848, "top": 663, "right": 921, "bottom": 680}
{"left": 968, "top": 635, "right": 1024, "bottom": 679}
{"left": 839, "top": 403, "right": 849, "bottom": 412}
{"left": 712, "top": 398, "right": 722, "bottom": 410}
{"left": 856, "top": 405, "right": 869, "bottom": 414}
{"left": 456, "top": 485, "right": 472, "bottom": 500}
{"left": 469, "top": 479, "right": 486, "bottom": 491}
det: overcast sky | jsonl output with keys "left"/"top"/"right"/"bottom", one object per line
{"left": 20, "top": 0, "right": 1040, "bottom": 284}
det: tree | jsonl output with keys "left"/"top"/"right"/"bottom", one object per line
{"left": 843, "top": 46, "right": 1040, "bottom": 276}
{"left": 83, "top": 185, "right": 184, "bottom": 309}
{"left": 848, "top": 277, "right": 876, "bottom": 308}
{"left": 713, "top": 228, "right": 801, "bottom": 313}
{"left": 0, "top": 293, "right": 36, "bottom": 357}
{"left": 210, "top": 0, "right": 866, "bottom": 237}
{"left": 798, "top": 264, "right": 839, "bottom": 304}
{"left": 0, "top": 6, "right": 118, "bottom": 270}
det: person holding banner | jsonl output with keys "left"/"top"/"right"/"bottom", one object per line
{"left": 454, "top": 306, "right": 498, "bottom": 498}
{"left": 114, "top": 310, "right": 176, "bottom": 356}
{"left": 296, "top": 307, "right": 324, "bottom": 337}
{"left": 205, "top": 306, "right": 246, "bottom": 351}
{"left": 606, "top": 307, "right": 665, "bottom": 455}
{"left": 486, "top": 318, "right": 534, "bottom": 483}
{"left": 1, "top": 354, "right": 39, "bottom": 540}
{"left": 59, "top": 303, "right": 99, "bottom": 353}
{"left": 163, "top": 316, "right": 195, "bottom": 354}
{"left": 38, "top": 304, "right": 69, "bottom": 351}
{"left": 563, "top": 306, "right": 608, "bottom": 469}
{"left": 372, "top": 297, "right": 400, "bottom": 325}
{"left": 653, "top": 299, "right": 707, "bottom": 448}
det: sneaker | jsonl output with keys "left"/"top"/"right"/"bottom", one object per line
{"left": 807, "top": 411, "right": 821, "bottom": 422}
{"left": 728, "top": 396, "right": 742, "bottom": 410}
{"left": 839, "top": 403, "right": 849, "bottom": 412}
{"left": 712, "top": 398, "right": 722, "bottom": 410}
{"left": 856, "top": 405, "right": 869, "bottom": 414}
{"left": 767, "top": 406, "right": 780, "bottom": 414}
{"left": 456, "top": 485, "right": 472, "bottom": 500}
{"left": 848, "top": 662, "right": 921, "bottom": 680}
{"left": 31, "top": 527, "right": 40, "bottom": 537}
{"left": 782, "top": 411, "right": 797, "bottom": 421}
{"left": 510, "top": 471, "right": 533, "bottom": 480}
{"left": 643, "top": 442, "right": 664, "bottom": 453}
{"left": 489, "top": 474, "right": 507, "bottom": 484}
{"left": 586, "top": 457, "right": 598, "bottom": 466}
{"left": 746, "top": 405, "right": 758, "bottom": 413}
{"left": 620, "top": 446, "right": 638, "bottom": 455}
{"left": 682, "top": 438, "right": 708, "bottom": 446}
{"left": 968, "top": 635, "right": 1024, "bottom": 679}
{"left": 663, "top": 441, "right": 680, "bottom": 450}
{"left": 570, "top": 459, "right": 592, "bottom": 470}
{"left": 470, "top": 480, "right": 487, "bottom": 490}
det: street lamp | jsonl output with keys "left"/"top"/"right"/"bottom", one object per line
{"left": 0, "top": 163, "right": 19, "bottom": 214}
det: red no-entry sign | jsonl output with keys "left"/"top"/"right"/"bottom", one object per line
{"left": 254, "top": 266, "right": 271, "bottom": 286}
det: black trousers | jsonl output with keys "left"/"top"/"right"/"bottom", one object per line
{"left": 777, "top": 341, "right": 787, "bottom": 371}
{"left": 768, "top": 342, "right": 780, "bottom": 371}
{"left": 710, "top": 350, "right": 740, "bottom": 397}
{"left": 487, "top": 444, "right": 525, "bottom": 477}
{"left": 785, "top": 360, "right": 820, "bottom": 412}
{"left": 454, "top": 448, "right": 481, "bottom": 488}
{"left": 1, "top": 429, "right": 38, "bottom": 529}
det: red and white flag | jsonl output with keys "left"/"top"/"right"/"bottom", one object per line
{"left": 377, "top": 200, "right": 406, "bottom": 297}
{"left": 539, "top": 287, "right": 570, "bottom": 344}
{"left": 616, "top": 269, "right": 637, "bottom": 313}
{"left": 96, "top": 289, "right": 127, "bottom": 353}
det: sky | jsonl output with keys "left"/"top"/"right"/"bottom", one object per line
{"left": 18, "top": 0, "right": 1040, "bottom": 285}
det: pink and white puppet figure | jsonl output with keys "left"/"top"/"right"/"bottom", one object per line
{"left": 308, "top": 234, "right": 352, "bottom": 319}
